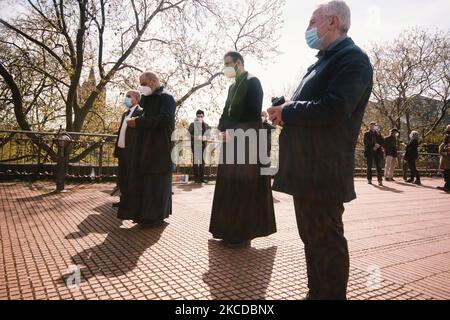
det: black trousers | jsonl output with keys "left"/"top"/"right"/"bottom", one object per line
{"left": 293, "top": 197, "right": 349, "bottom": 300}
{"left": 192, "top": 147, "right": 205, "bottom": 182}
{"left": 402, "top": 160, "right": 409, "bottom": 180}
{"left": 117, "top": 148, "right": 128, "bottom": 203}
{"left": 366, "top": 152, "right": 383, "bottom": 182}
{"left": 444, "top": 169, "right": 450, "bottom": 190}
{"left": 407, "top": 159, "right": 420, "bottom": 181}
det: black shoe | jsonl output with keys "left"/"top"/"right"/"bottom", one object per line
{"left": 378, "top": 181, "right": 383, "bottom": 186}
{"left": 437, "top": 186, "right": 450, "bottom": 193}
{"left": 406, "top": 178, "right": 414, "bottom": 183}
{"left": 201, "top": 179, "right": 208, "bottom": 184}
{"left": 112, "top": 202, "right": 120, "bottom": 208}
{"left": 368, "top": 180, "right": 372, "bottom": 185}
{"left": 139, "top": 220, "right": 164, "bottom": 228}
{"left": 303, "top": 291, "right": 319, "bottom": 300}
{"left": 414, "top": 180, "right": 422, "bottom": 186}
{"left": 303, "top": 293, "right": 312, "bottom": 300}
{"left": 220, "top": 239, "right": 251, "bottom": 248}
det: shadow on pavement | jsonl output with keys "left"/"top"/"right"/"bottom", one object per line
{"left": 59, "top": 223, "right": 168, "bottom": 285}
{"left": 371, "top": 184, "right": 404, "bottom": 193}
{"left": 203, "top": 239, "right": 277, "bottom": 300}
{"left": 65, "top": 202, "right": 122, "bottom": 239}
{"left": 175, "top": 183, "right": 207, "bottom": 192}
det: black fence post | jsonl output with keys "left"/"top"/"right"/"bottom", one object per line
{"left": 98, "top": 139, "right": 104, "bottom": 180}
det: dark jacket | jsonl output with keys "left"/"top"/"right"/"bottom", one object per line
{"left": 218, "top": 74, "right": 263, "bottom": 131}
{"left": 134, "top": 86, "right": 176, "bottom": 174}
{"left": 263, "top": 121, "right": 276, "bottom": 154}
{"left": 188, "top": 120, "right": 211, "bottom": 149}
{"left": 404, "top": 139, "right": 419, "bottom": 161}
{"left": 439, "top": 137, "right": 450, "bottom": 170}
{"left": 363, "top": 130, "right": 384, "bottom": 157}
{"left": 272, "top": 37, "right": 373, "bottom": 203}
{"left": 383, "top": 135, "right": 398, "bottom": 157}
{"left": 113, "top": 106, "right": 143, "bottom": 158}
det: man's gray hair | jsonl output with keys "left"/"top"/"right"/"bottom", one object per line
{"left": 410, "top": 130, "right": 420, "bottom": 140}
{"left": 141, "top": 71, "right": 159, "bottom": 81}
{"left": 127, "top": 90, "right": 141, "bottom": 101}
{"left": 318, "top": 0, "right": 351, "bottom": 34}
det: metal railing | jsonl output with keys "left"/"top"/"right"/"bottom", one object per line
{"left": 0, "top": 130, "right": 118, "bottom": 182}
{"left": 0, "top": 129, "right": 443, "bottom": 183}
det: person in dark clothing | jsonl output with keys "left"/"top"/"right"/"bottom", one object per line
{"left": 209, "top": 51, "right": 276, "bottom": 248}
{"left": 268, "top": 1, "right": 373, "bottom": 300}
{"left": 383, "top": 128, "right": 400, "bottom": 181}
{"left": 118, "top": 72, "right": 176, "bottom": 227}
{"left": 113, "top": 90, "right": 143, "bottom": 208}
{"left": 188, "top": 110, "right": 211, "bottom": 183}
{"left": 437, "top": 125, "right": 450, "bottom": 193}
{"left": 261, "top": 111, "right": 276, "bottom": 167}
{"left": 404, "top": 130, "right": 421, "bottom": 185}
{"left": 363, "top": 122, "right": 385, "bottom": 186}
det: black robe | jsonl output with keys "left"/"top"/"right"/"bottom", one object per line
{"left": 118, "top": 86, "right": 176, "bottom": 223}
{"left": 209, "top": 73, "right": 276, "bottom": 242}
{"left": 114, "top": 106, "right": 143, "bottom": 206}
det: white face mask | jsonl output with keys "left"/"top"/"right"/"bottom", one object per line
{"left": 223, "top": 64, "right": 237, "bottom": 78}
{"left": 139, "top": 85, "right": 152, "bottom": 96}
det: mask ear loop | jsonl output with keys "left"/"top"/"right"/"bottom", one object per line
{"left": 316, "top": 15, "right": 334, "bottom": 46}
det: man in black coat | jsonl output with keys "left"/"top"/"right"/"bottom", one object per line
{"left": 404, "top": 131, "right": 421, "bottom": 185}
{"left": 268, "top": 1, "right": 373, "bottom": 300}
{"left": 113, "top": 90, "right": 143, "bottom": 208}
{"left": 188, "top": 110, "right": 211, "bottom": 183}
{"left": 363, "top": 122, "right": 385, "bottom": 185}
{"left": 261, "top": 110, "right": 276, "bottom": 167}
{"left": 383, "top": 128, "right": 400, "bottom": 181}
{"left": 119, "top": 72, "right": 176, "bottom": 227}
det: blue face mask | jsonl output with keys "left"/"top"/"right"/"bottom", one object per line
{"left": 124, "top": 97, "right": 133, "bottom": 108}
{"left": 305, "top": 27, "right": 324, "bottom": 50}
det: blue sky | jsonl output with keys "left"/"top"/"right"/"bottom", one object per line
{"left": 248, "top": 0, "right": 450, "bottom": 108}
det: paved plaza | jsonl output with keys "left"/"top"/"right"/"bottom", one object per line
{"left": 0, "top": 178, "right": 449, "bottom": 300}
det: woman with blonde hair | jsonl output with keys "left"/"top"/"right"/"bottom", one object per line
{"left": 404, "top": 130, "right": 421, "bottom": 185}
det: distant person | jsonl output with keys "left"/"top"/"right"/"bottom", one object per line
{"left": 364, "top": 122, "right": 384, "bottom": 186}
{"left": 404, "top": 130, "right": 421, "bottom": 185}
{"left": 188, "top": 110, "right": 211, "bottom": 183}
{"left": 383, "top": 128, "right": 400, "bottom": 181}
{"left": 113, "top": 90, "right": 143, "bottom": 208}
{"left": 437, "top": 125, "right": 450, "bottom": 193}
{"left": 261, "top": 111, "right": 276, "bottom": 167}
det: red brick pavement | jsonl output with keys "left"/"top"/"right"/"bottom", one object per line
{"left": 0, "top": 178, "right": 449, "bottom": 300}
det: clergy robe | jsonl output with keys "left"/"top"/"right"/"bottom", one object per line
{"left": 118, "top": 86, "right": 176, "bottom": 223}
{"left": 209, "top": 72, "right": 276, "bottom": 243}
{"left": 114, "top": 105, "right": 143, "bottom": 211}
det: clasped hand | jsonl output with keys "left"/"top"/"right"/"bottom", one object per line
{"left": 267, "top": 101, "right": 290, "bottom": 127}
